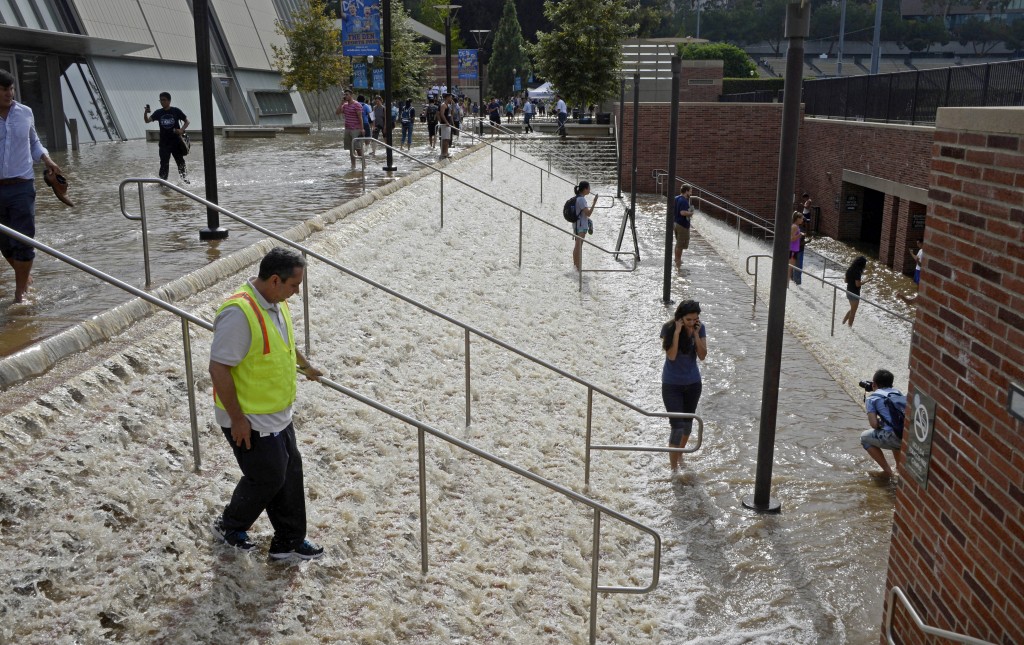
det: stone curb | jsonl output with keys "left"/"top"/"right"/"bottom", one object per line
{"left": 0, "top": 144, "right": 485, "bottom": 388}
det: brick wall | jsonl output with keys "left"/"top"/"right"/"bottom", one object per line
{"left": 619, "top": 108, "right": 934, "bottom": 274}
{"left": 621, "top": 103, "right": 786, "bottom": 220}
{"left": 884, "top": 107, "right": 1024, "bottom": 645}
{"left": 797, "top": 118, "right": 933, "bottom": 242}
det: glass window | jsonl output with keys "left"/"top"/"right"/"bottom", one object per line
{"left": 12, "top": 0, "right": 41, "bottom": 29}
{"left": 253, "top": 91, "right": 297, "bottom": 115}
{"left": 61, "top": 62, "right": 116, "bottom": 142}
{"left": 0, "top": 0, "right": 22, "bottom": 26}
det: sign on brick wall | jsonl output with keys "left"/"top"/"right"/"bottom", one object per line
{"left": 904, "top": 390, "right": 937, "bottom": 487}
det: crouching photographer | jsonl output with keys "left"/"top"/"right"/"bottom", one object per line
{"left": 858, "top": 369, "right": 906, "bottom": 480}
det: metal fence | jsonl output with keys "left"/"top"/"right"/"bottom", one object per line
{"left": 802, "top": 59, "right": 1024, "bottom": 125}
{"left": 718, "top": 60, "right": 1024, "bottom": 124}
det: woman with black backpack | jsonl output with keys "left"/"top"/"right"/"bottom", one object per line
{"left": 400, "top": 99, "right": 415, "bottom": 151}
{"left": 571, "top": 182, "right": 597, "bottom": 271}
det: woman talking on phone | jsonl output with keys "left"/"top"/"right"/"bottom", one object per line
{"left": 660, "top": 300, "right": 707, "bottom": 473}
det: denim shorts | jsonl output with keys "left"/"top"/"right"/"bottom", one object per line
{"left": 860, "top": 427, "right": 901, "bottom": 451}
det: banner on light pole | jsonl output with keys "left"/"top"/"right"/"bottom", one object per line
{"left": 341, "top": 0, "right": 381, "bottom": 57}
{"left": 458, "top": 49, "right": 478, "bottom": 80}
{"left": 353, "top": 62, "right": 368, "bottom": 89}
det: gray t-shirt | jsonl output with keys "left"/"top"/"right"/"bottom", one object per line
{"left": 373, "top": 105, "right": 385, "bottom": 128}
{"left": 210, "top": 278, "right": 293, "bottom": 433}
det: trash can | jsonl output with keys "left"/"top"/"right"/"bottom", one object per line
{"left": 596, "top": 112, "right": 611, "bottom": 125}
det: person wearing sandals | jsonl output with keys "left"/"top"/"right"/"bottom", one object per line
{"left": 572, "top": 181, "right": 598, "bottom": 271}
{"left": 660, "top": 300, "right": 707, "bottom": 473}
{"left": 842, "top": 255, "right": 871, "bottom": 327}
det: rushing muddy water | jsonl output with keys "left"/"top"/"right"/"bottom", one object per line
{"left": 0, "top": 141, "right": 916, "bottom": 643}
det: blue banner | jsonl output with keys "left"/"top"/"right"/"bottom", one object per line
{"left": 457, "top": 49, "right": 478, "bottom": 80}
{"left": 372, "top": 67, "right": 385, "bottom": 91}
{"left": 353, "top": 62, "right": 368, "bottom": 89}
{"left": 341, "top": 0, "right": 381, "bottom": 57}
{"left": 514, "top": 76, "right": 522, "bottom": 92}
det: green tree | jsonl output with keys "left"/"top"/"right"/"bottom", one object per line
{"left": 956, "top": 17, "right": 1009, "bottom": 54}
{"left": 533, "top": 0, "right": 634, "bottom": 112}
{"left": 390, "top": 0, "right": 432, "bottom": 100}
{"left": 678, "top": 42, "right": 757, "bottom": 78}
{"left": 897, "top": 18, "right": 951, "bottom": 52}
{"left": 271, "top": 0, "right": 348, "bottom": 130}
{"left": 488, "top": 0, "right": 532, "bottom": 98}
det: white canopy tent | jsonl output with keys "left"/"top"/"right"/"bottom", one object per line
{"left": 528, "top": 82, "right": 554, "bottom": 101}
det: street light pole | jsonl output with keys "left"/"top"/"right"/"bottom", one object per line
{"left": 470, "top": 28, "right": 490, "bottom": 131}
{"left": 435, "top": 5, "right": 461, "bottom": 94}
{"left": 382, "top": 0, "right": 396, "bottom": 171}
{"left": 742, "top": 0, "right": 811, "bottom": 514}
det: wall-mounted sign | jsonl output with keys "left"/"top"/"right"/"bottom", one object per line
{"left": 904, "top": 389, "right": 938, "bottom": 488}
{"left": 845, "top": 195, "right": 858, "bottom": 211}
{"left": 911, "top": 213, "right": 926, "bottom": 229}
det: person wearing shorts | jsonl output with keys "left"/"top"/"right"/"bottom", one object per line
{"left": 673, "top": 184, "right": 694, "bottom": 270}
{"left": 335, "top": 90, "right": 364, "bottom": 169}
{"left": 0, "top": 69, "right": 62, "bottom": 303}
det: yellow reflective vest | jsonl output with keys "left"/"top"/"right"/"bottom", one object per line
{"left": 214, "top": 282, "right": 296, "bottom": 415}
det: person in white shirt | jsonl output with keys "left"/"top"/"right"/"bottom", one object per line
{"left": 555, "top": 94, "right": 568, "bottom": 137}
{"left": 0, "top": 70, "right": 62, "bottom": 303}
{"left": 522, "top": 99, "right": 535, "bottom": 133}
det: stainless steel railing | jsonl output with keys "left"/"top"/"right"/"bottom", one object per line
{"left": 885, "top": 586, "right": 996, "bottom": 645}
{"left": 351, "top": 138, "right": 638, "bottom": 293}
{"left": 0, "top": 221, "right": 661, "bottom": 644}
{"left": 745, "top": 254, "right": 913, "bottom": 335}
{"left": 0, "top": 222, "right": 210, "bottom": 471}
{"left": 487, "top": 120, "right": 593, "bottom": 183}
{"left": 118, "top": 178, "right": 702, "bottom": 486}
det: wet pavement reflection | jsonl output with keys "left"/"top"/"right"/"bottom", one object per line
{"left": 0, "top": 126, "right": 452, "bottom": 356}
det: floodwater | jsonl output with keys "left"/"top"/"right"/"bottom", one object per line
{"left": 0, "top": 125, "right": 463, "bottom": 356}
{"left": 0, "top": 145, "right": 909, "bottom": 643}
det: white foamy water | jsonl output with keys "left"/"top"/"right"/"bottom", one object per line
{"left": 1, "top": 145, "right": 900, "bottom": 644}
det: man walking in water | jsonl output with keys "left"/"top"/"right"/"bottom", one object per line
{"left": 336, "top": 89, "right": 364, "bottom": 169}
{"left": 209, "top": 247, "right": 325, "bottom": 560}
{"left": 144, "top": 92, "right": 190, "bottom": 184}
{"left": 0, "top": 69, "right": 63, "bottom": 303}
{"left": 673, "top": 184, "right": 694, "bottom": 271}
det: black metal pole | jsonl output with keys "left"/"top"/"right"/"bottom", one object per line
{"left": 629, "top": 71, "right": 639, "bottom": 236}
{"left": 194, "top": 0, "right": 227, "bottom": 240}
{"left": 479, "top": 50, "right": 486, "bottom": 136}
{"left": 444, "top": 18, "right": 452, "bottom": 93}
{"left": 616, "top": 77, "right": 624, "bottom": 199}
{"left": 662, "top": 56, "right": 680, "bottom": 305}
{"left": 742, "top": 0, "right": 810, "bottom": 514}
{"left": 382, "top": 0, "right": 396, "bottom": 171}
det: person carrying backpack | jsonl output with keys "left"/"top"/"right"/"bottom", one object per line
{"left": 859, "top": 368, "right": 906, "bottom": 479}
{"left": 400, "top": 99, "right": 415, "bottom": 151}
{"left": 567, "top": 181, "right": 598, "bottom": 271}
{"left": 426, "top": 97, "right": 439, "bottom": 149}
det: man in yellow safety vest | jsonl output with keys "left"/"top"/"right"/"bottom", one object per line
{"left": 208, "top": 247, "right": 324, "bottom": 560}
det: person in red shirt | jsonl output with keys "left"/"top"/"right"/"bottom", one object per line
{"left": 335, "top": 89, "right": 365, "bottom": 169}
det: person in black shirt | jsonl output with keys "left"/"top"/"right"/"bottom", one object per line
{"left": 144, "top": 92, "right": 190, "bottom": 183}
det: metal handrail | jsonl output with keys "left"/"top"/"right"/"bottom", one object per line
{"left": 745, "top": 254, "right": 913, "bottom": 335}
{"left": 118, "top": 178, "right": 700, "bottom": 486}
{"left": 0, "top": 222, "right": 210, "bottom": 472}
{"left": 321, "top": 375, "right": 661, "bottom": 644}
{"left": 350, "top": 137, "right": 638, "bottom": 293}
{"left": 0, "top": 222, "right": 661, "bottom": 645}
{"left": 885, "top": 586, "right": 996, "bottom": 645}
{"left": 486, "top": 120, "right": 593, "bottom": 183}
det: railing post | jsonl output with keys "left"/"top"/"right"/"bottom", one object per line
{"left": 490, "top": 144, "right": 493, "bottom": 181}
{"left": 417, "top": 426, "right": 428, "bottom": 574}
{"left": 302, "top": 250, "right": 311, "bottom": 357}
{"left": 589, "top": 509, "right": 601, "bottom": 645}
{"left": 540, "top": 167, "right": 543, "bottom": 203}
{"left": 831, "top": 287, "right": 837, "bottom": 336}
{"left": 138, "top": 182, "right": 151, "bottom": 287}
{"left": 753, "top": 257, "right": 759, "bottom": 306}
{"left": 910, "top": 71, "right": 920, "bottom": 125}
{"left": 440, "top": 173, "right": 444, "bottom": 228}
{"left": 518, "top": 210, "right": 524, "bottom": 267}
{"left": 464, "top": 328, "right": 472, "bottom": 427}
{"left": 181, "top": 318, "right": 201, "bottom": 472}
{"left": 585, "top": 387, "right": 594, "bottom": 486}
{"left": 982, "top": 62, "right": 991, "bottom": 104}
